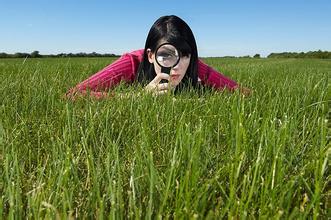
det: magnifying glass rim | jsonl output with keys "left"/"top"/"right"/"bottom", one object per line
{"left": 155, "top": 43, "right": 180, "bottom": 68}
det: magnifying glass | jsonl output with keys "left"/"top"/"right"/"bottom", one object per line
{"left": 155, "top": 43, "right": 180, "bottom": 75}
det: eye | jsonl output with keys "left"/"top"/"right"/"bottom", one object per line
{"left": 158, "top": 53, "right": 172, "bottom": 58}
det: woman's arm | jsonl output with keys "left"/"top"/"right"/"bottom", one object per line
{"left": 66, "top": 50, "right": 143, "bottom": 100}
{"left": 197, "top": 59, "right": 251, "bottom": 96}
{"left": 197, "top": 59, "right": 238, "bottom": 91}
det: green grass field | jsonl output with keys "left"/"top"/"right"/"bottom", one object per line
{"left": 0, "top": 57, "right": 330, "bottom": 219}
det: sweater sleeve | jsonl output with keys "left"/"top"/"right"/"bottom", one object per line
{"left": 73, "top": 52, "right": 141, "bottom": 93}
{"left": 198, "top": 59, "right": 238, "bottom": 91}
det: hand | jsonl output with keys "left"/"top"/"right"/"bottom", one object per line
{"left": 145, "top": 73, "right": 172, "bottom": 95}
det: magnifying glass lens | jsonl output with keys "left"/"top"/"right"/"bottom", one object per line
{"left": 156, "top": 44, "right": 180, "bottom": 68}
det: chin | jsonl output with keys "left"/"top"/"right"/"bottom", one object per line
{"left": 171, "top": 78, "right": 184, "bottom": 86}
{"left": 171, "top": 82, "right": 180, "bottom": 88}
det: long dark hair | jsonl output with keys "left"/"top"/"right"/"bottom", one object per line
{"left": 136, "top": 15, "right": 199, "bottom": 90}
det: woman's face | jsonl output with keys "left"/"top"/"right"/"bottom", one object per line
{"left": 147, "top": 47, "right": 191, "bottom": 87}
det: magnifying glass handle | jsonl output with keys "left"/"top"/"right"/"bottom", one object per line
{"left": 160, "top": 66, "right": 171, "bottom": 84}
{"left": 161, "top": 66, "right": 171, "bottom": 74}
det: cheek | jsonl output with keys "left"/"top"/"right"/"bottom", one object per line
{"left": 178, "top": 58, "right": 190, "bottom": 73}
{"left": 148, "top": 54, "right": 162, "bottom": 75}
{"left": 153, "top": 61, "right": 162, "bottom": 75}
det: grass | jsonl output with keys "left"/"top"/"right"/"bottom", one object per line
{"left": 0, "top": 57, "right": 330, "bottom": 219}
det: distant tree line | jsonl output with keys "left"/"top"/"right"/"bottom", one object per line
{"left": 214, "top": 55, "right": 260, "bottom": 59}
{"left": 267, "top": 50, "right": 331, "bottom": 59}
{"left": 1, "top": 50, "right": 330, "bottom": 59}
{"left": 0, "top": 51, "right": 120, "bottom": 58}
{"left": 221, "top": 50, "right": 331, "bottom": 59}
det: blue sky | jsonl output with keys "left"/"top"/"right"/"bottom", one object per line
{"left": 1, "top": 0, "right": 330, "bottom": 57}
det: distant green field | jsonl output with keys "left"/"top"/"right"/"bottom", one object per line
{"left": 0, "top": 57, "right": 330, "bottom": 219}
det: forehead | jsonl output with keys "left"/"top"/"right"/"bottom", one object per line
{"left": 155, "top": 39, "right": 169, "bottom": 48}
{"left": 156, "top": 42, "right": 177, "bottom": 51}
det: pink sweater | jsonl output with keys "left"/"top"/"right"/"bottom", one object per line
{"left": 70, "top": 49, "right": 238, "bottom": 97}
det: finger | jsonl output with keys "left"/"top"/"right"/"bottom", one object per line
{"left": 157, "top": 83, "right": 169, "bottom": 91}
{"left": 145, "top": 74, "right": 170, "bottom": 92}
{"left": 152, "top": 73, "right": 170, "bottom": 84}
{"left": 155, "top": 90, "right": 168, "bottom": 96}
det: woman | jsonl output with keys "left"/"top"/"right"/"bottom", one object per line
{"left": 67, "top": 15, "right": 249, "bottom": 99}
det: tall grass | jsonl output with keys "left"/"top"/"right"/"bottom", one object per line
{"left": 0, "top": 57, "right": 330, "bottom": 218}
